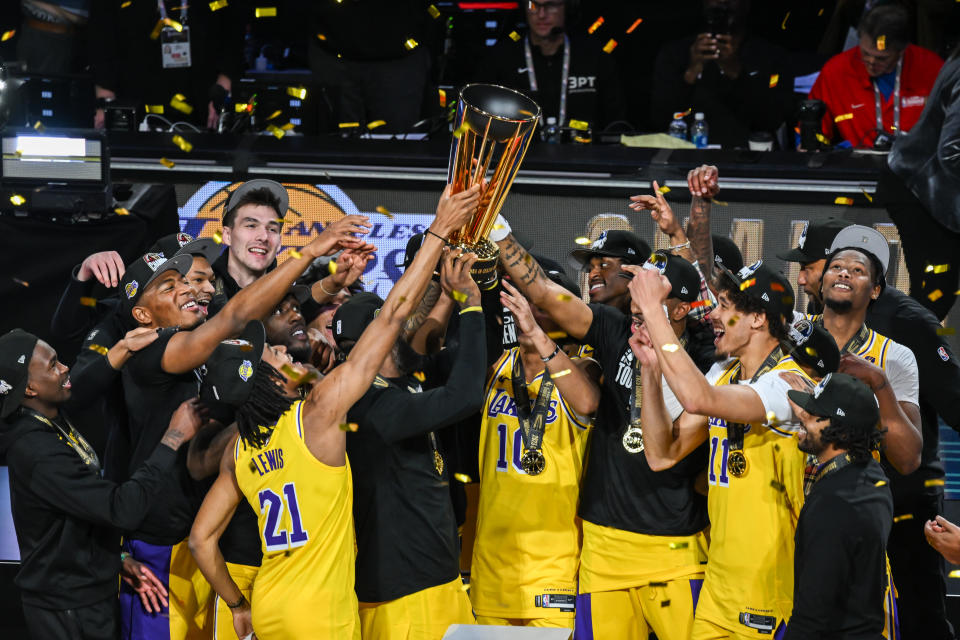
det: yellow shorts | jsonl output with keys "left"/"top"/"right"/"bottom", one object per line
{"left": 213, "top": 562, "right": 258, "bottom": 640}
{"left": 358, "top": 577, "right": 475, "bottom": 640}
{"left": 691, "top": 616, "right": 785, "bottom": 640}
{"left": 474, "top": 615, "right": 573, "bottom": 629}
{"left": 574, "top": 576, "right": 703, "bottom": 640}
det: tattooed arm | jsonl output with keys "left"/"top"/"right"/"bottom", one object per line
{"left": 495, "top": 233, "right": 594, "bottom": 341}
{"left": 686, "top": 165, "right": 720, "bottom": 287}
{"left": 406, "top": 280, "right": 455, "bottom": 355}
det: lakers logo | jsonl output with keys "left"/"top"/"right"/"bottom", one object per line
{"left": 124, "top": 280, "right": 139, "bottom": 299}
{"left": 238, "top": 359, "right": 253, "bottom": 382}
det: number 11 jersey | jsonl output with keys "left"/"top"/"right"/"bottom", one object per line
{"left": 234, "top": 400, "right": 360, "bottom": 639}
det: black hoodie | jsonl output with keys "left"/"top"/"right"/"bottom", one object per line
{"left": 0, "top": 410, "right": 177, "bottom": 609}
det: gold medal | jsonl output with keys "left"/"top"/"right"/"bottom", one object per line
{"left": 622, "top": 425, "right": 644, "bottom": 454}
{"left": 727, "top": 450, "right": 748, "bottom": 477}
{"left": 520, "top": 449, "right": 546, "bottom": 475}
{"left": 433, "top": 450, "right": 444, "bottom": 476}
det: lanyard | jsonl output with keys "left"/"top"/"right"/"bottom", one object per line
{"left": 813, "top": 316, "right": 870, "bottom": 354}
{"left": 727, "top": 345, "right": 784, "bottom": 452}
{"left": 873, "top": 57, "right": 902, "bottom": 134}
{"left": 524, "top": 35, "right": 570, "bottom": 126}
{"left": 812, "top": 452, "right": 853, "bottom": 486}
{"left": 21, "top": 408, "right": 101, "bottom": 471}
{"left": 510, "top": 350, "right": 555, "bottom": 458}
{"left": 157, "top": 0, "right": 188, "bottom": 23}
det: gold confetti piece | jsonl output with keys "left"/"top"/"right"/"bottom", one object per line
{"left": 766, "top": 411, "right": 777, "bottom": 423}
{"left": 453, "top": 123, "right": 469, "bottom": 138}
{"left": 626, "top": 18, "right": 643, "bottom": 34}
{"left": 438, "top": 88, "right": 447, "bottom": 107}
{"left": 404, "top": 38, "right": 418, "bottom": 50}
{"left": 428, "top": 4, "right": 440, "bottom": 18}
{"left": 9, "top": 194, "right": 25, "bottom": 206}
{"left": 316, "top": 33, "right": 327, "bottom": 41}
{"left": 149, "top": 19, "right": 164, "bottom": 39}
{"left": 573, "top": 136, "right": 592, "bottom": 144}
{"left": 925, "top": 264, "right": 951, "bottom": 274}
{"left": 781, "top": 11, "right": 790, "bottom": 29}
{"left": 818, "top": 8, "right": 824, "bottom": 16}
{"left": 159, "top": 157, "right": 175, "bottom": 168}
{"left": 451, "top": 290, "right": 468, "bottom": 303}
{"left": 768, "top": 74, "right": 780, "bottom": 88}
{"left": 557, "top": 293, "right": 573, "bottom": 302}
{"left": 114, "top": 207, "right": 130, "bottom": 216}
{"left": 413, "top": 371, "right": 426, "bottom": 382}
{"left": 547, "top": 331, "right": 568, "bottom": 340}
{"left": 263, "top": 110, "right": 282, "bottom": 121}
{"left": 454, "top": 473, "right": 472, "bottom": 483}
{"left": 862, "top": 189, "right": 873, "bottom": 203}
{"left": 551, "top": 369, "right": 572, "bottom": 379}
{"left": 33, "top": 120, "right": 45, "bottom": 132}
{"left": 286, "top": 86, "right": 307, "bottom": 100}
{"left": 375, "top": 205, "right": 392, "bottom": 218}
{"left": 690, "top": 299, "right": 713, "bottom": 309}
{"left": 711, "top": 199, "right": 729, "bottom": 207}
{"left": 12, "top": 277, "right": 29, "bottom": 287}
{"left": 874, "top": 480, "right": 887, "bottom": 487}
{"left": 668, "top": 542, "right": 689, "bottom": 550}
{"left": 574, "top": 236, "right": 590, "bottom": 245}
{"left": 834, "top": 113, "right": 854, "bottom": 123}
{"left": 289, "top": 250, "right": 302, "bottom": 259}
{"left": 338, "top": 122, "right": 360, "bottom": 129}
{"left": 728, "top": 315, "right": 740, "bottom": 326}
{"left": 588, "top": 17, "right": 604, "bottom": 34}
{"left": 569, "top": 119, "right": 589, "bottom": 131}
{"left": 121, "top": 1, "right": 131, "bottom": 7}
{"left": 281, "top": 122, "right": 295, "bottom": 131}
{"left": 163, "top": 18, "right": 183, "bottom": 31}
{"left": 658, "top": 185, "right": 671, "bottom": 194}
{"left": 171, "top": 134, "right": 193, "bottom": 152}
{"left": 950, "top": 570, "right": 960, "bottom": 579}
{"left": 213, "top": 230, "right": 223, "bottom": 244}
{"left": 170, "top": 97, "right": 193, "bottom": 114}
{"left": 662, "top": 343, "right": 680, "bottom": 353}
{"left": 893, "top": 514, "right": 914, "bottom": 523}
{"left": 1, "top": 30, "right": 15, "bottom": 41}
{"left": 145, "top": 104, "right": 164, "bottom": 114}
{"left": 508, "top": 31, "right": 521, "bottom": 41}
{"left": 929, "top": 289, "right": 944, "bottom": 302}
{"left": 782, "top": 295, "right": 795, "bottom": 306}
{"left": 925, "top": 478, "right": 946, "bottom": 487}
{"left": 338, "top": 422, "right": 359, "bottom": 432}
{"left": 80, "top": 297, "right": 98, "bottom": 308}
{"left": 804, "top": 346, "right": 818, "bottom": 357}
{"left": 209, "top": 0, "right": 228, "bottom": 10}
{"left": 328, "top": 260, "right": 338, "bottom": 274}
{"left": 739, "top": 278, "right": 756, "bottom": 291}
{"left": 834, "top": 197, "right": 853, "bottom": 206}
{"left": 367, "top": 120, "right": 386, "bottom": 130}
{"left": 877, "top": 35, "right": 886, "bottom": 51}
{"left": 937, "top": 327, "right": 955, "bottom": 335}
{"left": 88, "top": 343, "right": 109, "bottom": 356}
{"left": 266, "top": 124, "right": 285, "bottom": 139}
{"left": 255, "top": 6, "right": 276, "bottom": 17}
{"left": 602, "top": 39, "right": 618, "bottom": 54}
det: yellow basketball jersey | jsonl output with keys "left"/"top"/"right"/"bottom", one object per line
{"left": 470, "top": 349, "right": 591, "bottom": 619}
{"left": 234, "top": 400, "right": 360, "bottom": 639}
{"left": 695, "top": 356, "right": 811, "bottom": 637}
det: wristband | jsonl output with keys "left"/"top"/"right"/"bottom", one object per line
{"left": 425, "top": 229, "right": 449, "bottom": 244}
{"left": 540, "top": 344, "right": 561, "bottom": 363}
{"left": 667, "top": 240, "right": 691, "bottom": 251}
{"left": 459, "top": 305, "right": 482, "bottom": 315}
{"left": 226, "top": 594, "right": 247, "bottom": 609}
{"left": 318, "top": 277, "right": 338, "bottom": 297}
{"left": 489, "top": 214, "right": 512, "bottom": 242}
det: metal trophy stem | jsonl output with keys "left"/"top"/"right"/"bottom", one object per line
{"left": 446, "top": 84, "right": 541, "bottom": 288}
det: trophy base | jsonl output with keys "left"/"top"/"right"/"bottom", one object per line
{"left": 454, "top": 238, "right": 500, "bottom": 290}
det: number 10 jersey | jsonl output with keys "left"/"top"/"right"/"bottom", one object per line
{"left": 234, "top": 400, "right": 360, "bottom": 639}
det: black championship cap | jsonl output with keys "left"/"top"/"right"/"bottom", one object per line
{"left": 569, "top": 230, "right": 652, "bottom": 270}
{"left": 719, "top": 260, "right": 795, "bottom": 322}
{"left": 120, "top": 252, "right": 194, "bottom": 308}
{"left": 198, "top": 321, "right": 266, "bottom": 423}
{"left": 645, "top": 252, "right": 700, "bottom": 302}
{"left": 0, "top": 329, "right": 39, "bottom": 419}
{"left": 777, "top": 218, "right": 848, "bottom": 264}
{"left": 713, "top": 235, "right": 744, "bottom": 273}
{"left": 332, "top": 292, "right": 384, "bottom": 349}
{"left": 223, "top": 179, "right": 290, "bottom": 222}
{"left": 535, "top": 254, "right": 581, "bottom": 298}
{"left": 149, "top": 232, "right": 221, "bottom": 265}
{"left": 788, "top": 372, "right": 880, "bottom": 432}
{"left": 785, "top": 313, "right": 840, "bottom": 377}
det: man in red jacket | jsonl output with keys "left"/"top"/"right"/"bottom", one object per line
{"left": 809, "top": 3, "right": 942, "bottom": 148}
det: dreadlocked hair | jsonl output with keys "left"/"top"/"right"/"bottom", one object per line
{"left": 235, "top": 361, "right": 293, "bottom": 449}
{"left": 820, "top": 420, "right": 886, "bottom": 462}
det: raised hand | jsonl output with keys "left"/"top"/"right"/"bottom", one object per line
{"left": 440, "top": 247, "right": 481, "bottom": 308}
{"left": 629, "top": 322, "right": 659, "bottom": 370}
{"left": 121, "top": 555, "right": 169, "bottom": 614}
{"left": 500, "top": 280, "right": 542, "bottom": 338}
{"left": 622, "top": 265, "right": 672, "bottom": 316}
{"left": 629, "top": 180, "right": 681, "bottom": 238}
{"left": 308, "top": 215, "right": 373, "bottom": 258}
{"left": 77, "top": 250, "right": 126, "bottom": 288}
{"left": 431, "top": 184, "right": 482, "bottom": 238}
{"left": 330, "top": 247, "right": 375, "bottom": 289}
{"left": 161, "top": 398, "right": 209, "bottom": 449}
{"left": 687, "top": 165, "right": 720, "bottom": 198}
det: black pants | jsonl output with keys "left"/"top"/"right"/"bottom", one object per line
{"left": 886, "top": 488, "right": 955, "bottom": 639}
{"left": 877, "top": 166, "right": 960, "bottom": 321}
{"left": 22, "top": 596, "right": 117, "bottom": 640}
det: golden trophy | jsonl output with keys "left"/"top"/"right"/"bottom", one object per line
{"left": 447, "top": 83, "right": 540, "bottom": 288}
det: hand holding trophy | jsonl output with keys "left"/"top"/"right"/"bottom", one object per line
{"left": 446, "top": 84, "right": 541, "bottom": 289}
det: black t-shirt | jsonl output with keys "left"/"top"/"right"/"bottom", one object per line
{"left": 579, "top": 304, "right": 709, "bottom": 535}
{"left": 481, "top": 34, "right": 626, "bottom": 130}
{"left": 121, "top": 328, "right": 207, "bottom": 544}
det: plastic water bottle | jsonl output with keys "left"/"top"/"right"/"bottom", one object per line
{"left": 668, "top": 112, "right": 688, "bottom": 140}
{"left": 692, "top": 112, "right": 709, "bottom": 148}
{"left": 545, "top": 116, "right": 560, "bottom": 143}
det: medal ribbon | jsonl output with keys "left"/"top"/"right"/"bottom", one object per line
{"left": 21, "top": 408, "right": 100, "bottom": 470}
{"left": 510, "top": 350, "right": 555, "bottom": 457}
{"left": 812, "top": 452, "right": 853, "bottom": 487}
{"left": 813, "top": 315, "right": 871, "bottom": 355}
{"left": 625, "top": 332, "right": 689, "bottom": 441}
{"left": 727, "top": 345, "right": 784, "bottom": 451}
{"left": 524, "top": 34, "right": 570, "bottom": 127}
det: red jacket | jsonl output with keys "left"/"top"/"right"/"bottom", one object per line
{"left": 809, "top": 44, "right": 943, "bottom": 147}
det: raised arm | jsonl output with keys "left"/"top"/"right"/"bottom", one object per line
{"left": 161, "top": 215, "right": 373, "bottom": 374}
{"left": 495, "top": 233, "right": 593, "bottom": 340}
{"left": 685, "top": 165, "right": 719, "bottom": 286}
